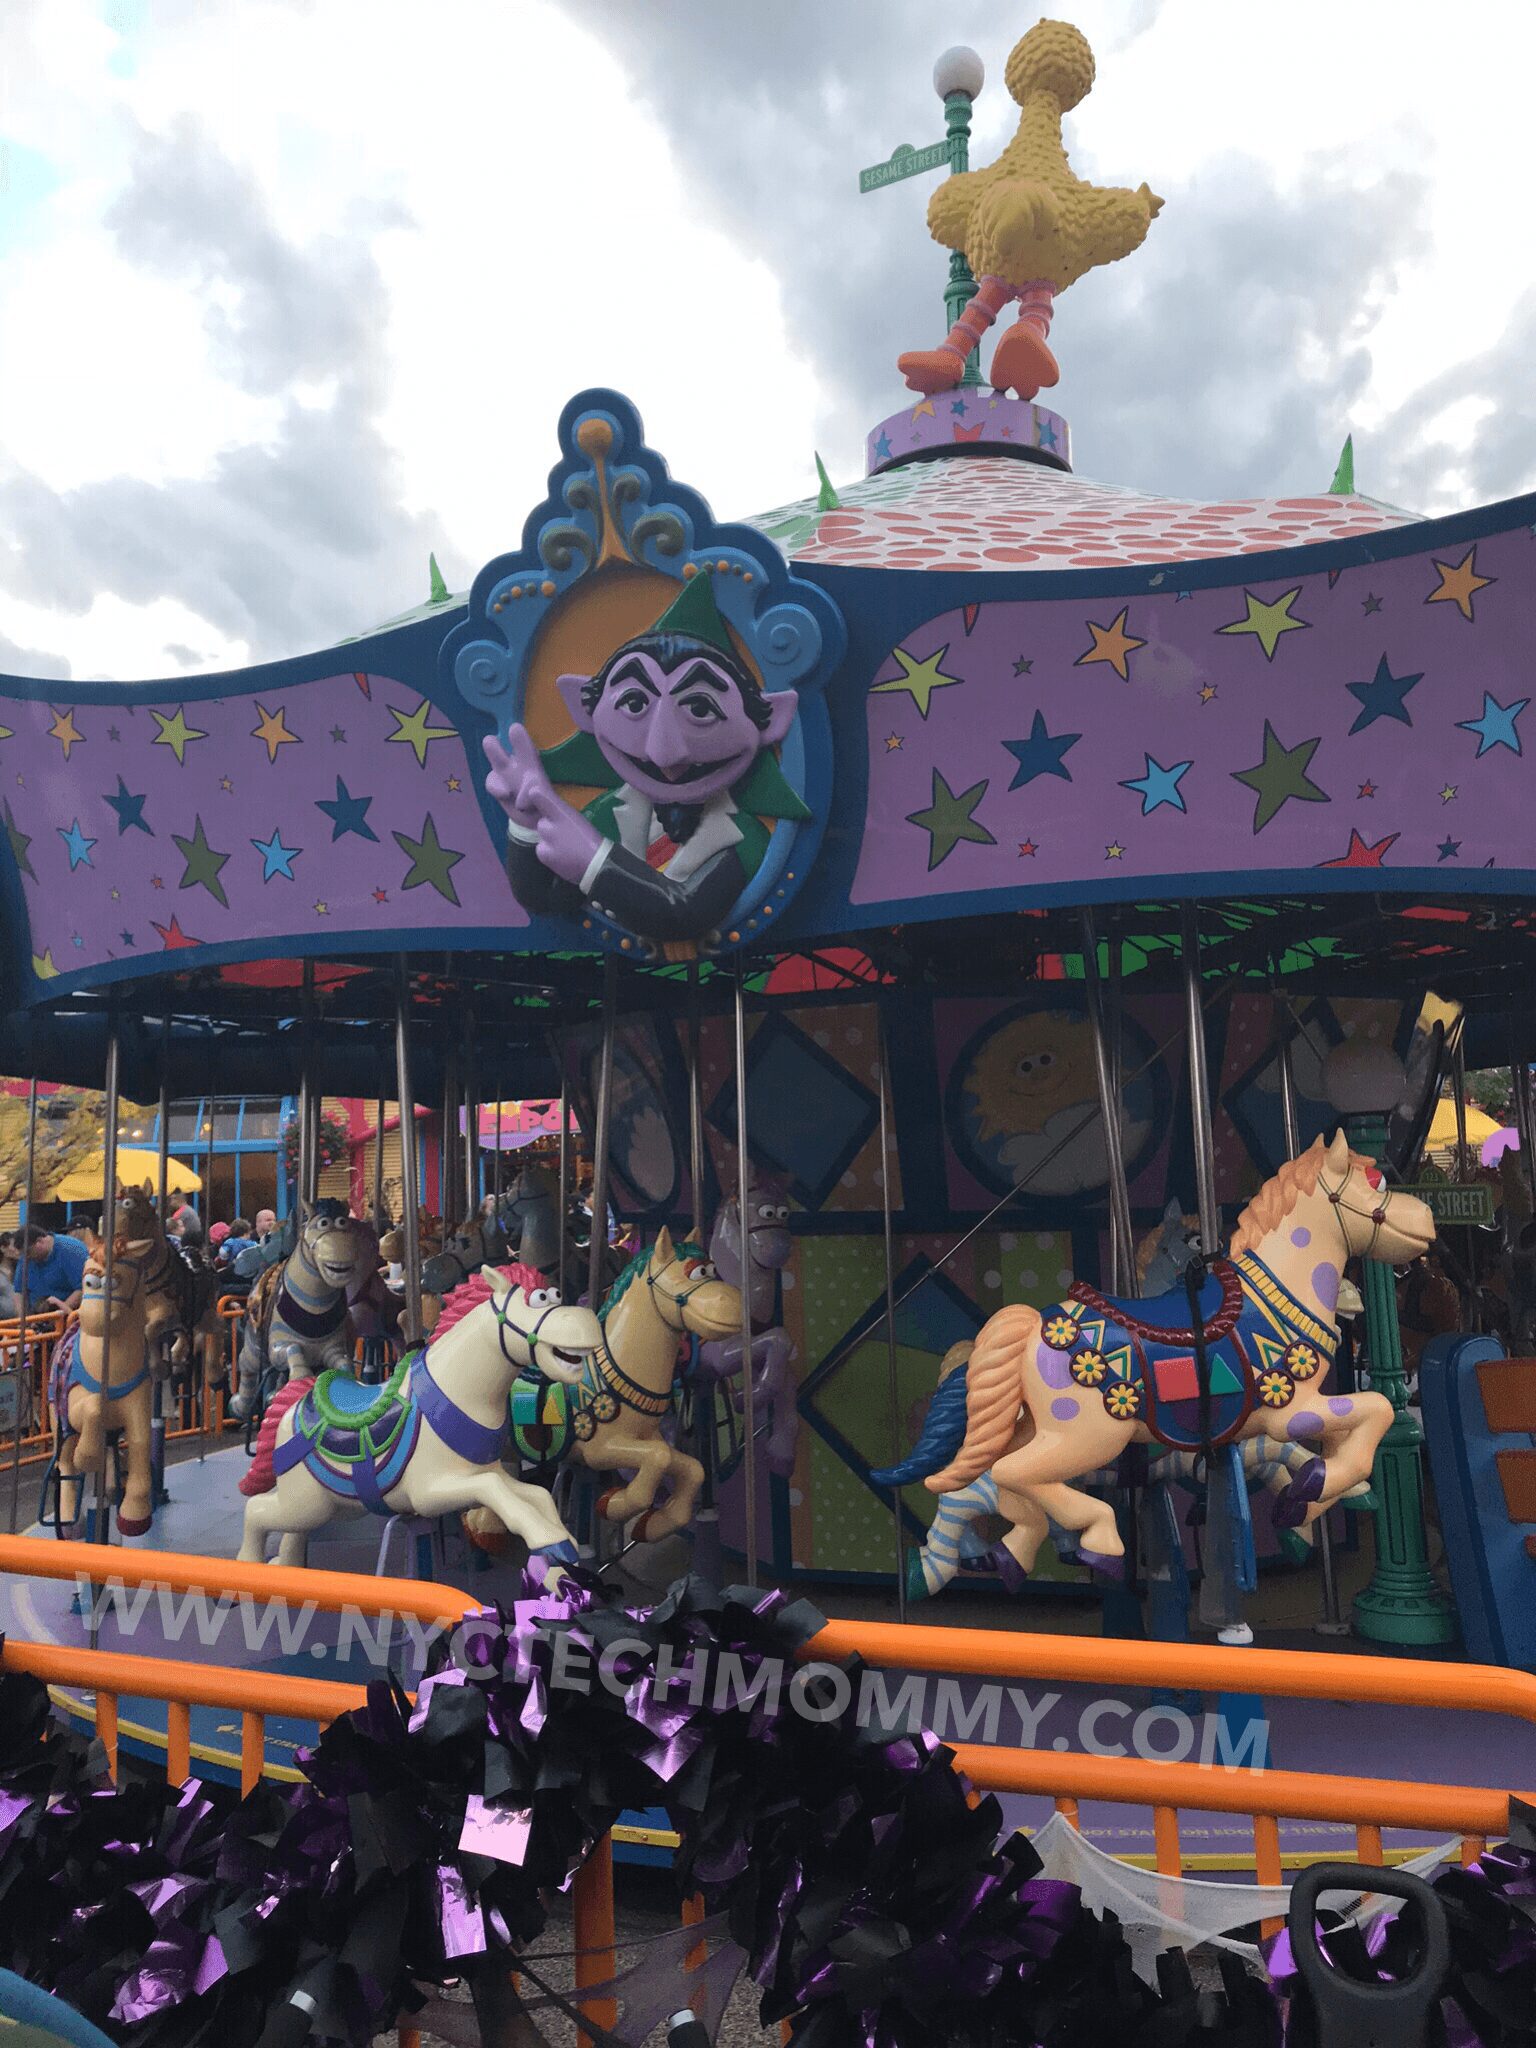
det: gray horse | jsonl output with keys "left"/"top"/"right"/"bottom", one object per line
{"left": 698, "top": 1177, "right": 799, "bottom": 1478}
{"left": 228, "top": 1200, "right": 376, "bottom": 1418}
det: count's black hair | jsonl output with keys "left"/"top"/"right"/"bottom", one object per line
{"left": 581, "top": 631, "right": 773, "bottom": 731}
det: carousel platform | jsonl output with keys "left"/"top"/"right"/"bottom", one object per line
{"left": 4, "top": 1445, "right": 1528, "bottom": 1872}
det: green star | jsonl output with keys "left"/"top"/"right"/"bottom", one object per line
{"left": 3, "top": 800, "right": 35, "bottom": 881}
{"left": 870, "top": 642, "right": 963, "bottom": 719}
{"left": 905, "top": 769, "right": 996, "bottom": 870}
{"left": 386, "top": 697, "right": 458, "bottom": 767}
{"left": 151, "top": 705, "right": 208, "bottom": 764}
{"left": 1012, "top": 655, "right": 1033, "bottom": 676}
{"left": 393, "top": 812, "right": 465, "bottom": 904}
{"left": 172, "top": 814, "right": 231, "bottom": 906}
{"left": 1217, "top": 587, "right": 1311, "bottom": 660}
{"left": 1231, "top": 721, "right": 1329, "bottom": 834}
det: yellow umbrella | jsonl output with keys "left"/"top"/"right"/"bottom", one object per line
{"left": 1426, "top": 1098, "right": 1500, "bottom": 1152}
{"left": 49, "top": 1148, "right": 203, "bottom": 1202}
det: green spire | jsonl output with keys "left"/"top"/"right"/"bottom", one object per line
{"left": 654, "top": 569, "right": 735, "bottom": 656}
{"left": 428, "top": 552, "right": 450, "bottom": 604}
{"left": 814, "top": 452, "right": 841, "bottom": 511}
{"left": 1327, "top": 435, "right": 1356, "bottom": 496}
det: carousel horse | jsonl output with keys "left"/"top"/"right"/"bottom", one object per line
{"left": 495, "top": 1160, "right": 562, "bottom": 1275}
{"left": 238, "top": 1262, "right": 599, "bottom": 1566}
{"left": 228, "top": 1199, "right": 376, "bottom": 1420}
{"left": 696, "top": 1179, "right": 800, "bottom": 1479}
{"left": 113, "top": 1184, "right": 221, "bottom": 1377}
{"left": 910, "top": 1133, "right": 1434, "bottom": 1578}
{"left": 50, "top": 1238, "right": 156, "bottom": 1536}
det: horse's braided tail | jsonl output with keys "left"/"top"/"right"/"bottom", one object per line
{"left": 925, "top": 1303, "right": 1038, "bottom": 1492}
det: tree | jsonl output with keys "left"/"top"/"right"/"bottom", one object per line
{"left": 0, "top": 1088, "right": 111, "bottom": 1209}
{"left": 1466, "top": 1069, "right": 1517, "bottom": 1123}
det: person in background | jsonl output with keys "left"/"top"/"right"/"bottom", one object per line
{"left": 65, "top": 1221, "right": 95, "bottom": 1247}
{"left": 254, "top": 1207, "right": 277, "bottom": 1239}
{"left": 216, "top": 1217, "right": 255, "bottom": 1266}
{"left": 0, "top": 1234, "right": 18, "bottom": 1320}
{"left": 17, "top": 1224, "right": 87, "bottom": 1312}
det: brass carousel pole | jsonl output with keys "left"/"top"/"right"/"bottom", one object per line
{"left": 587, "top": 960, "right": 618, "bottom": 1310}
{"left": 1080, "top": 910, "right": 1134, "bottom": 1293}
{"left": 89, "top": 1002, "right": 123, "bottom": 1649}
{"left": 394, "top": 960, "right": 424, "bottom": 1348}
{"left": 462, "top": 1005, "right": 479, "bottom": 1217}
{"left": 876, "top": 1005, "right": 905, "bottom": 1622}
{"left": 733, "top": 964, "right": 760, "bottom": 1590}
{"left": 686, "top": 962, "right": 720, "bottom": 1579}
{"left": 154, "top": 1017, "right": 172, "bottom": 1487}
{"left": 7, "top": 1075, "right": 38, "bottom": 1535}
{"left": 1275, "top": 997, "right": 1346, "bottom": 1635}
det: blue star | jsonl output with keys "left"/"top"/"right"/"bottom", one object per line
{"left": 251, "top": 825, "right": 302, "bottom": 881}
{"left": 1438, "top": 837, "right": 1461, "bottom": 861}
{"left": 1346, "top": 654, "right": 1422, "bottom": 734}
{"left": 950, "top": 398, "right": 968, "bottom": 416}
{"left": 1456, "top": 690, "right": 1528, "bottom": 758}
{"left": 316, "top": 775, "right": 378, "bottom": 843}
{"left": 1038, "top": 419, "right": 1057, "bottom": 450}
{"left": 103, "top": 775, "right": 150, "bottom": 835}
{"left": 1120, "top": 753, "right": 1192, "bottom": 815}
{"left": 58, "top": 819, "right": 96, "bottom": 870}
{"left": 1174, "top": 589, "right": 1195, "bottom": 602}
{"left": 1002, "top": 710, "right": 1080, "bottom": 790}
{"left": 120, "top": 929, "right": 135, "bottom": 946}
{"left": 872, "top": 430, "right": 893, "bottom": 463}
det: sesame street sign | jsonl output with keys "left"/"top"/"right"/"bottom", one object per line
{"left": 858, "top": 140, "right": 950, "bottom": 192}
{"left": 1399, "top": 1183, "right": 1495, "bottom": 1227}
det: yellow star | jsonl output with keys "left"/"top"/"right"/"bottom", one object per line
{"left": 251, "top": 701, "right": 300, "bottom": 763}
{"left": 387, "top": 697, "right": 458, "bottom": 767}
{"left": 48, "top": 707, "right": 84, "bottom": 759}
{"left": 1105, "top": 842, "right": 1125, "bottom": 860}
{"left": 1440, "top": 784, "right": 1458, "bottom": 803}
{"left": 1075, "top": 608, "right": 1146, "bottom": 681}
{"left": 910, "top": 399, "right": 936, "bottom": 420}
{"left": 1217, "top": 587, "right": 1310, "bottom": 660}
{"left": 314, "top": 899, "right": 330, "bottom": 916}
{"left": 31, "top": 950, "right": 59, "bottom": 980}
{"left": 1198, "top": 683, "right": 1218, "bottom": 704}
{"left": 445, "top": 774, "right": 463, "bottom": 792}
{"left": 0, "top": 723, "right": 12, "bottom": 743}
{"left": 869, "top": 642, "right": 962, "bottom": 719}
{"left": 151, "top": 706, "right": 207, "bottom": 764}
{"left": 1426, "top": 546, "right": 1493, "bottom": 621}
{"left": 884, "top": 733, "right": 904, "bottom": 752}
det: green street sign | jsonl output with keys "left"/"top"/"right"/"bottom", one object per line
{"left": 1400, "top": 1182, "right": 1495, "bottom": 1226}
{"left": 859, "top": 139, "right": 951, "bottom": 193}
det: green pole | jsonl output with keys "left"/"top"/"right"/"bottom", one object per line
{"left": 942, "top": 90, "right": 982, "bottom": 387}
{"left": 1347, "top": 1112, "right": 1458, "bottom": 1645}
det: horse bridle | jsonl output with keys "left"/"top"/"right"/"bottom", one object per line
{"left": 488, "top": 1289, "right": 567, "bottom": 1379}
{"left": 1317, "top": 1156, "right": 1391, "bottom": 1263}
{"left": 646, "top": 1260, "right": 716, "bottom": 1317}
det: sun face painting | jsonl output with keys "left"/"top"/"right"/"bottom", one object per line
{"left": 955, "top": 1008, "right": 1155, "bottom": 1198}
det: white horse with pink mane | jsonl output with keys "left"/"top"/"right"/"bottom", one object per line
{"left": 238, "top": 1262, "right": 599, "bottom": 1566}
{"left": 921, "top": 1134, "right": 1434, "bottom": 1578}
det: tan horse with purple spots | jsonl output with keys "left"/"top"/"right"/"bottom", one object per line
{"left": 927, "top": 1133, "right": 1435, "bottom": 1578}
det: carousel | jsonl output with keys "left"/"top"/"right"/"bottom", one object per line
{"left": 0, "top": 19, "right": 1531, "bottom": 2046}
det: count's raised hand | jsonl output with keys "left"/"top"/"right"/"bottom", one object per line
{"left": 483, "top": 725, "right": 556, "bottom": 830}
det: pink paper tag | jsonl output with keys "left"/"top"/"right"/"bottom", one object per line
{"left": 458, "top": 1791, "right": 532, "bottom": 1866}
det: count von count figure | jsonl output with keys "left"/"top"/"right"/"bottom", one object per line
{"left": 482, "top": 573, "right": 808, "bottom": 947}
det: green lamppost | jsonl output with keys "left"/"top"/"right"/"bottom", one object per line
{"left": 858, "top": 45, "right": 985, "bottom": 387}
{"left": 933, "top": 47, "right": 985, "bottom": 387}
{"left": 1323, "top": 1039, "right": 1457, "bottom": 1645}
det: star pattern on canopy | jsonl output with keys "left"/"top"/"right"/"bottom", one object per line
{"left": 393, "top": 813, "right": 465, "bottom": 904}
{"left": 905, "top": 770, "right": 995, "bottom": 870}
{"left": 386, "top": 698, "right": 459, "bottom": 768}
{"left": 1217, "top": 587, "right": 1311, "bottom": 661}
{"left": 172, "top": 815, "right": 231, "bottom": 908}
{"left": 1075, "top": 608, "right": 1144, "bottom": 680}
{"left": 151, "top": 706, "right": 208, "bottom": 765}
{"left": 1231, "top": 722, "right": 1329, "bottom": 834}
{"left": 1426, "top": 546, "right": 1493, "bottom": 621}
{"left": 870, "top": 643, "right": 963, "bottom": 719}
{"left": 251, "top": 702, "right": 301, "bottom": 763}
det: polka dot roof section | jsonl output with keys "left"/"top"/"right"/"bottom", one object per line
{"left": 750, "top": 458, "right": 1418, "bottom": 575}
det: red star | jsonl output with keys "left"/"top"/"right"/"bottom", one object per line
{"left": 353, "top": 671, "right": 372, "bottom": 698}
{"left": 1357, "top": 780, "right": 1376, "bottom": 799}
{"left": 1320, "top": 828, "right": 1400, "bottom": 869}
{"left": 1017, "top": 839, "right": 1038, "bottom": 857}
{"left": 151, "top": 914, "right": 198, "bottom": 948}
{"left": 150, "top": 875, "right": 165, "bottom": 889}
{"left": 373, "top": 887, "right": 389, "bottom": 904}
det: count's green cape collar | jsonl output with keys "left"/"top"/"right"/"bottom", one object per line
{"left": 538, "top": 729, "right": 810, "bottom": 821}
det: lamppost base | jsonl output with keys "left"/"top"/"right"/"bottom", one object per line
{"left": 1352, "top": 1581, "right": 1458, "bottom": 1647}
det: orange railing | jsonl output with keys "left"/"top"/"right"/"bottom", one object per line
{"left": 3, "top": 1538, "right": 1532, "bottom": 2038}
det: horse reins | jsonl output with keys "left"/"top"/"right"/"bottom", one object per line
{"left": 1317, "top": 1158, "right": 1391, "bottom": 1265}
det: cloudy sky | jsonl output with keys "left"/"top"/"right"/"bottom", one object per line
{"left": 2, "top": 0, "right": 1533, "bottom": 683}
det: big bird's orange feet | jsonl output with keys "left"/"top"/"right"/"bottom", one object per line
{"left": 897, "top": 344, "right": 967, "bottom": 396}
{"left": 990, "top": 319, "right": 1059, "bottom": 400}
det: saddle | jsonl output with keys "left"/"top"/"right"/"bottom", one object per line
{"left": 272, "top": 1352, "right": 421, "bottom": 1512}
{"left": 50, "top": 1326, "right": 150, "bottom": 1439}
{"left": 1041, "top": 1255, "right": 1333, "bottom": 1452}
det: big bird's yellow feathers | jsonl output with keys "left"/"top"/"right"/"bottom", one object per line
{"left": 898, "top": 20, "right": 1162, "bottom": 400}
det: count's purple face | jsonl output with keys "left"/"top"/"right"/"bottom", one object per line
{"left": 558, "top": 649, "right": 795, "bottom": 807}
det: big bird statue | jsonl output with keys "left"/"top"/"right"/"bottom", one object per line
{"left": 898, "top": 19, "right": 1162, "bottom": 400}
